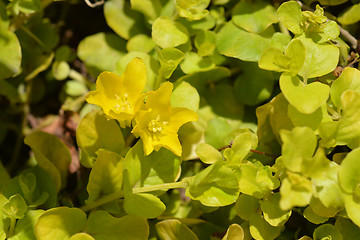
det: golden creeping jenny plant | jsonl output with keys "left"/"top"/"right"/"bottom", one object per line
{"left": 86, "top": 58, "right": 198, "bottom": 156}
{"left": 85, "top": 58, "right": 146, "bottom": 127}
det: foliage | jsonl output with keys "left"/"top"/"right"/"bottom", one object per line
{"left": 1, "top": 0, "right": 360, "bottom": 239}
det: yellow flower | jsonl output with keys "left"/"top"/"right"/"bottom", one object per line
{"left": 85, "top": 58, "right": 146, "bottom": 127}
{"left": 132, "top": 82, "right": 198, "bottom": 156}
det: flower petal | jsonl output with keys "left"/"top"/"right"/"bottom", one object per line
{"left": 153, "top": 133, "right": 182, "bottom": 156}
{"left": 122, "top": 58, "right": 147, "bottom": 103}
{"left": 166, "top": 107, "right": 199, "bottom": 132}
{"left": 146, "top": 82, "right": 173, "bottom": 112}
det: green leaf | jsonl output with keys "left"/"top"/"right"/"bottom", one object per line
{"left": 126, "top": 34, "right": 155, "bottom": 53}
{"left": 320, "top": 90, "right": 360, "bottom": 148}
{"left": 114, "top": 51, "right": 160, "bottom": 91}
{"left": 52, "top": 61, "right": 70, "bottom": 81}
{"left": 280, "top": 127, "right": 317, "bottom": 173}
{"left": 171, "top": 81, "right": 200, "bottom": 112}
{"left": 85, "top": 211, "right": 149, "bottom": 240}
{"left": 313, "top": 224, "right": 342, "bottom": 240}
{"left": 86, "top": 150, "right": 124, "bottom": 204}
{"left": 63, "top": 80, "right": 88, "bottom": 97}
{"left": 309, "top": 197, "right": 338, "bottom": 218}
{"left": 152, "top": 16, "right": 189, "bottom": 48}
{"left": 335, "top": 217, "right": 360, "bottom": 240}
{"left": 330, "top": 67, "right": 360, "bottom": 108}
{"left": 9, "top": 0, "right": 41, "bottom": 14}
{"left": 279, "top": 73, "right": 330, "bottom": 114}
{"left": 3, "top": 194, "right": 27, "bottom": 219}
{"left": 77, "top": 32, "right": 126, "bottom": 77}
{"left": 180, "top": 52, "right": 215, "bottom": 74}
{"left": 277, "top": 1, "right": 303, "bottom": 35}
{"left": 24, "top": 131, "right": 71, "bottom": 192}
{"left": 176, "top": 0, "right": 210, "bottom": 21}
{"left": 287, "top": 104, "right": 331, "bottom": 131}
{"left": 204, "top": 118, "right": 234, "bottom": 149}
{"left": 130, "top": 0, "right": 161, "bottom": 20}
{"left": 69, "top": 233, "right": 95, "bottom": 240}
{"left": 338, "top": 3, "right": 360, "bottom": 25}
{"left": 216, "top": 21, "right": 271, "bottom": 61}
{"left": 318, "top": 0, "right": 348, "bottom": 5}
{"left": 235, "top": 194, "right": 260, "bottom": 221}
{"left": 176, "top": 14, "right": 215, "bottom": 36}
{"left": 123, "top": 170, "right": 166, "bottom": 218}
{"left": 124, "top": 141, "right": 181, "bottom": 188}
{"left": 156, "top": 219, "right": 199, "bottom": 240}
{"left": 18, "top": 172, "right": 36, "bottom": 203}
{"left": 194, "top": 30, "right": 216, "bottom": 57}
{"left": 296, "top": 35, "right": 339, "bottom": 79}
{"left": 239, "top": 162, "right": 278, "bottom": 199}
{"left": 9, "top": 210, "right": 44, "bottom": 240}
{"left": 259, "top": 39, "right": 306, "bottom": 76}
{"left": 157, "top": 47, "right": 185, "bottom": 78}
{"left": 222, "top": 224, "right": 244, "bottom": 240}
{"left": 195, "top": 143, "right": 223, "bottom": 164}
{"left": 313, "top": 162, "right": 344, "bottom": 209}
{"left": 279, "top": 171, "right": 313, "bottom": 210}
{"left": 223, "top": 129, "right": 258, "bottom": 164}
{"left": 23, "top": 166, "right": 57, "bottom": 209}
{"left": 232, "top": 1, "right": 278, "bottom": 33}
{"left": 104, "top": 0, "right": 146, "bottom": 40}
{"left": 76, "top": 109, "right": 125, "bottom": 168}
{"left": 260, "top": 193, "right": 292, "bottom": 227}
{"left": 338, "top": 148, "right": 360, "bottom": 194}
{"left": 185, "top": 162, "right": 240, "bottom": 206}
{"left": 249, "top": 213, "right": 282, "bottom": 240}
{"left": 204, "top": 83, "right": 244, "bottom": 122}
{"left": 234, "top": 62, "right": 274, "bottom": 106}
{"left": 34, "top": 207, "right": 87, "bottom": 240}
{"left": 0, "top": 28, "right": 21, "bottom": 80}
{"left": 303, "top": 206, "right": 328, "bottom": 224}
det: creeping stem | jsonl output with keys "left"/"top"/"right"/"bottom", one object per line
{"left": 80, "top": 181, "right": 187, "bottom": 212}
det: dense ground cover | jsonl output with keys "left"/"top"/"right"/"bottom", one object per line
{"left": 1, "top": 0, "right": 360, "bottom": 239}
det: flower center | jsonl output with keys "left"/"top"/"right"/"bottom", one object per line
{"left": 113, "top": 93, "right": 132, "bottom": 114}
{"left": 148, "top": 115, "right": 168, "bottom": 133}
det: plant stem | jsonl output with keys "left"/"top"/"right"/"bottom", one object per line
{"left": 7, "top": 217, "right": 16, "bottom": 238}
{"left": 80, "top": 181, "right": 187, "bottom": 212}
{"left": 20, "top": 25, "right": 47, "bottom": 50}
{"left": 133, "top": 181, "right": 187, "bottom": 194}
{"left": 80, "top": 191, "right": 124, "bottom": 212}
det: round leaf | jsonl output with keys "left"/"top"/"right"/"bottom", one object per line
{"left": 35, "top": 207, "right": 87, "bottom": 240}
{"left": 85, "top": 211, "right": 149, "bottom": 240}
{"left": 216, "top": 21, "right": 271, "bottom": 61}
{"left": 232, "top": 1, "right": 278, "bottom": 33}
{"left": 76, "top": 109, "right": 125, "bottom": 168}
{"left": 156, "top": 219, "right": 198, "bottom": 240}
{"left": 152, "top": 16, "right": 189, "bottom": 48}
{"left": 280, "top": 73, "right": 330, "bottom": 114}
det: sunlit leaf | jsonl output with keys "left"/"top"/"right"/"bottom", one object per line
{"left": 152, "top": 16, "right": 189, "bottom": 48}
{"left": 249, "top": 213, "right": 282, "bottom": 240}
{"left": 156, "top": 219, "right": 199, "bottom": 240}
{"left": 123, "top": 170, "right": 166, "bottom": 218}
{"left": 279, "top": 73, "right": 330, "bottom": 114}
{"left": 85, "top": 210, "right": 149, "bottom": 239}
{"left": 216, "top": 21, "right": 271, "bottom": 62}
{"left": 232, "top": 1, "right": 278, "bottom": 33}
{"left": 24, "top": 131, "right": 71, "bottom": 192}
{"left": 260, "top": 193, "right": 291, "bottom": 227}
{"left": 35, "top": 207, "right": 87, "bottom": 240}
{"left": 76, "top": 109, "right": 125, "bottom": 168}
{"left": 185, "top": 162, "right": 240, "bottom": 206}
{"left": 86, "top": 150, "right": 124, "bottom": 204}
